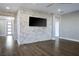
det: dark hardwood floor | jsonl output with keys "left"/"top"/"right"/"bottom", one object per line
{"left": 0, "top": 36, "right": 79, "bottom": 56}
{"left": 16, "top": 40, "right": 55, "bottom": 56}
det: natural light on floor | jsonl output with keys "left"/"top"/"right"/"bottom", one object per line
{"left": 6, "top": 36, "right": 13, "bottom": 49}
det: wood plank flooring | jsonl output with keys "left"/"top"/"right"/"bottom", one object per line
{"left": 16, "top": 40, "right": 55, "bottom": 56}
{"left": 0, "top": 36, "right": 79, "bottom": 56}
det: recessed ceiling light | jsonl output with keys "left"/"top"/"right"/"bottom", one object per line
{"left": 57, "top": 9, "right": 61, "bottom": 12}
{"left": 6, "top": 7, "right": 10, "bottom": 10}
{"left": 57, "top": 9, "right": 64, "bottom": 14}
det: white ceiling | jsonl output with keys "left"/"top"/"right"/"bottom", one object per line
{"left": 0, "top": 3, "right": 79, "bottom": 15}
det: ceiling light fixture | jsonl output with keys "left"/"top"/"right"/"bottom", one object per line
{"left": 57, "top": 9, "right": 61, "bottom": 12}
{"left": 6, "top": 7, "right": 10, "bottom": 10}
{"left": 57, "top": 9, "right": 64, "bottom": 14}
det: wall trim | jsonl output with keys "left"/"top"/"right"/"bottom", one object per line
{"left": 59, "top": 37, "right": 79, "bottom": 42}
{"left": 19, "top": 39, "right": 51, "bottom": 45}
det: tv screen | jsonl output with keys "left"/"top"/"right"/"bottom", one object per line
{"left": 29, "top": 17, "right": 47, "bottom": 27}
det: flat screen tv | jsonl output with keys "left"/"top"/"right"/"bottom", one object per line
{"left": 29, "top": 17, "right": 47, "bottom": 27}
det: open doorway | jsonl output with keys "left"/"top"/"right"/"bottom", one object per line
{"left": 0, "top": 16, "right": 14, "bottom": 49}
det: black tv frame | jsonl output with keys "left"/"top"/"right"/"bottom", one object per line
{"left": 29, "top": 16, "right": 47, "bottom": 27}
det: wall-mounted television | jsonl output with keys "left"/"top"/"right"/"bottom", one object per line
{"left": 29, "top": 17, "right": 47, "bottom": 27}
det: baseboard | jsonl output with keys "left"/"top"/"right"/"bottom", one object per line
{"left": 18, "top": 38, "right": 51, "bottom": 45}
{"left": 59, "top": 37, "right": 79, "bottom": 42}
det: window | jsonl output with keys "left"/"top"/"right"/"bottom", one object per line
{"left": 8, "top": 32, "right": 12, "bottom": 34}
{"left": 8, "top": 29, "right": 11, "bottom": 31}
{"left": 54, "top": 16, "right": 60, "bottom": 37}
{"left": 7, "top": 21, "right": 12, "bottom": 35}
{"left": 8, "top": 25, "right": 11, "bottom": 28}
{"left": 55, "top": 21, "right": 59, "bottom": 37}
{"left": 8, "top": 22, "right": 11, "bottom": 25}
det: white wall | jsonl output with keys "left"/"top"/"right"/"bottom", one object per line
{"left": 14, "top": 11, "right": 21, "bottom": 45}
{"left": 17, "top": 9, "right": 53, "bottom": 45}
{"left": 14, "top": 15, "right": 18, "bottom": 40}
{"left": 0, "top": 20, "right": 7, "bottom": 36}
{"left": 60, "top": 11, "right": 79, "bottom": 42}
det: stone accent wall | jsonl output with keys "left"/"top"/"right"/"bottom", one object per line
{"left": 17, "top": 9, "right": 53, "bottom": 44}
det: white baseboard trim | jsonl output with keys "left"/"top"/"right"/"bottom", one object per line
{"left": 59, "top": 37, "right": 79, "bottom": 42}
{"left": 17, "top": 38, "right": 51, "bottom": 45}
